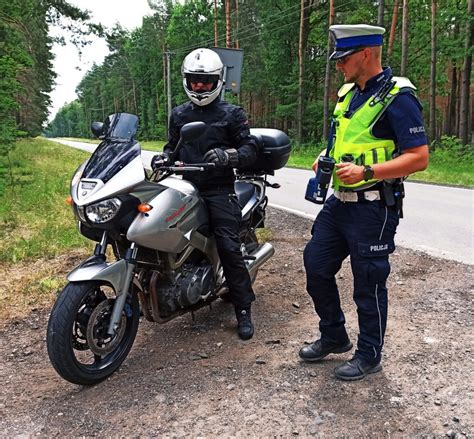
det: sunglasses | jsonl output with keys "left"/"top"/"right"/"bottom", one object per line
{"left": 186, "top": 74, "right": 219, "bottom": 84}
{"left": 336, "top": 48, "right": 365, "bottom": 64}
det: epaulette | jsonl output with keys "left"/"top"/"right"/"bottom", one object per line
{"left": 392, "top": 76, "right": 417, "bottom": 91}
{"left": 337, "top": 83, "right": 356, "bottom": 98}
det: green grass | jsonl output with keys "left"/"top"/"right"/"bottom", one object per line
{"left": 56, "top": 137, "right": 166, "bottom": 152}
{"left": 288, "top": 145, "right": 474, "bottom": 188}
{"left": 287, "top": 143, "right": 325, "bottom": 169}
{"left": 0, "top": 138, "right": 91, "bottom": 262}
{"left": 408, "top": 149, "right": 474, "bottom": 187}
{"left": 140, "top": 140, "right": 166, "bottom": 152}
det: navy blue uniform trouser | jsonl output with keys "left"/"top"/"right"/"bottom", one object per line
{"left": 201, "top": 190, "right": 255, "bottom": 308}
{"left": 303, "top": 195, "right": 399, "bottom": 364}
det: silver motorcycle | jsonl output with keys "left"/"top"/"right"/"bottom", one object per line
{"left": 47, "top": 112, "right": 291, "bottom": 385}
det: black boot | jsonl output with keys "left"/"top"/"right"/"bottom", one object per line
{"left": 334, "top": 356, "right": 382, "bottom": 381}
{"left": 299, "top": 339, "right": 353, "bottom": 362}
{"left": 235, "top": 306, "right": 254, "bottom": 340}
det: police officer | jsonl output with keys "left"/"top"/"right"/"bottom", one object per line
{"left": 299, "top": 25, "right": 429, "bottom": 380}
{"left": 151, "top": 48, "right": 257, "bottom": 340}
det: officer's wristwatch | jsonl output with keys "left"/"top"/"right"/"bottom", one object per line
{"left": 363, "top": 165, "right": 375, "bottom": 181}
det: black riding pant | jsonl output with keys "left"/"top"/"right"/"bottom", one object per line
{"left": 201, "top": 189, "right": 255, "bottom": 308}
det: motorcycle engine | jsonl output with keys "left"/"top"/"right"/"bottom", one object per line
{"left": 176, "top": 264, "right": 214, "bottom": 306}
{"left": 155, "top": 263, "right": 214, "bottom": 317}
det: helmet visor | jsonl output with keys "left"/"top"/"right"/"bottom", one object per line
{"left": 185, "top": 73, "right": 220, "bottom": 84}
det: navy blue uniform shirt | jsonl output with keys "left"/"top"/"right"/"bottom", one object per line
{"left": 347, "top": 67, "right": 428, "bottom": 152}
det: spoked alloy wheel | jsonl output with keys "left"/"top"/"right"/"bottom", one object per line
{"left": 47, "top": 281, "right": 139, "bottom": 385}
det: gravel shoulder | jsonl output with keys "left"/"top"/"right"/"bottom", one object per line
{"left": 0, "top": 208, "right": 473, "bottom": 437}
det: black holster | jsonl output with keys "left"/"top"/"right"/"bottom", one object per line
{"left": 381, "top": 180, "right": 405, "bottom": 218}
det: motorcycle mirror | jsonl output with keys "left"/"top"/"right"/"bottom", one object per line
{"left": 180, "top": 122, "right": 207, "bottom": 141}
{"left": 91, "top": 122, "right": 104, "bottom": 138}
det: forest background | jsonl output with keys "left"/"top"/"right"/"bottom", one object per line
{"left": 1, "top": 0, "right": 473, "bottom": 197}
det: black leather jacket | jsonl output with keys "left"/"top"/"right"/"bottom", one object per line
{"left": 164, "top": 98, "right": 257, "bottom": 191}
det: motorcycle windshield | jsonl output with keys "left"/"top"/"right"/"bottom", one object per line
{"left": 82, "top": 113, "right": 141, "bottom": 184}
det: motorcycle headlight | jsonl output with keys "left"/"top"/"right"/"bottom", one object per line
{"left": 85, "top": 198, "right": 122, "bottom": 224}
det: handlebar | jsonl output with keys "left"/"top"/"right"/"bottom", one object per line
{"left": 161, "top": 162, "right": 216, "bottom": 172}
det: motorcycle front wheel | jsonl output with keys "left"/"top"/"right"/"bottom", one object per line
{"left": 47, "top": 281, "right": 139, "bottom": 385}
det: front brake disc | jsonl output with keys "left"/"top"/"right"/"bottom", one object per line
{"left": 86, "top": 299, "right": 127, "bottom": 356}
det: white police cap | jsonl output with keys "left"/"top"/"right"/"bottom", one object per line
{"left": 329, "top": 24, "right": 385, "bottom": 60}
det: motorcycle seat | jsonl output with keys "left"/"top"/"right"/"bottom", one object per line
{"left": 234, "top": 181, "right": 256, "bottom": 207}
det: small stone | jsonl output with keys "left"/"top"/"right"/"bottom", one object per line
{"left": 446, "top": 430, "right": 456, "bottom": 438}
{"left": 434, "top": 400, "right": 442, "bottom": 406}
{"left": 216, "top": 342, "right": 223, "bottom": 347}
{"left": 453, "top": 417, "right": 460, "bottom": 422}
{"left": 155, "top": 394, "right": 166, "bottom": 403}
{"left": 265, "top": 339, "right": 281, "bottom": 345}
{"left": 189, "top": 355, "right": 202, "bottom": 361}
{"left": 309, "top": 371, "right": 318, "bottom": 378}
{"left": 292, "top": 302, "right": 300, "bottom": 309}
{"left": 314, "top": 416, "right": 324, "bottom": 425}
{"left": 292, "top": 431, "right": 299, "bottom": 435}
{"left": 198, "top": 352, "right": 209, "bottom": 359}
{"left": 321, "top": 411, "right": 335, "bottom": 418}
{"left": 255, "top": 358, "right": 266, "bottom": 365}
{"left": 226, "top": 384, "right": 236, "bottom": 391}
{"left": 408, "top": 327, "right": 415, "bottom": 331}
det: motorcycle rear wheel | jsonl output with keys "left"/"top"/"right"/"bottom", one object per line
{"left": 47, "top": 281, "right": 139, "bottom": 386}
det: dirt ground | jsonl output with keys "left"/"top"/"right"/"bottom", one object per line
{"left": 0, "top": 207, "right": 473, "bottom": 437}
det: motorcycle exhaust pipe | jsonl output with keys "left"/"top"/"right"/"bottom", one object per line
{"left": 248, "top": 242, "right": 275, "bottom": 277}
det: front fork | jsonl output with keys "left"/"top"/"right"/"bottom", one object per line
{"left": 94, "top": 232, "right": 138, "bottom": 336}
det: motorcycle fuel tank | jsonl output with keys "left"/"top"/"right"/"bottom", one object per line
{"left": 127, "top": 179, "right": 208, "bottom": 253}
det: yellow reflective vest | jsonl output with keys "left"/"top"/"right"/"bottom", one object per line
{"left": 331, "top": 76, "right": 416, "bottom": 190}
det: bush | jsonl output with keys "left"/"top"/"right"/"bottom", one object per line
{"left": 435, "top": 135, "right": 474, "bottom": 157}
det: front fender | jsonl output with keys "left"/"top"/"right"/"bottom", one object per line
{"left": 67, "top": 256, "right": 130, "bottom": 293}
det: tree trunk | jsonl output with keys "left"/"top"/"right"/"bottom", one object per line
{"left": 297, "top": 0, "right": 305, "bottom": 143}
{"left": 388, "top": 0, "right": 399, "bottom": 58}
{"left": 444, "top": 65, "right": 457, "bottom": 136}
{"left": 459, "top": 0, "right": 473, "bottom": 145}
{"left": 225, "top": 0, "right": 232, "bottom": 48}
{"left": 214, "top": 0, "right": 218, "bottom": 46}
{"left": 400, "top": 0, "right": 409, "bottom": 75}
{"left": 378, "top": 0, "right": 385, "bottom": 26}
{"left": 235, "top": 0, "right": 240, "bottom": 49}
{"left": 296, "top": 0, "right": 314, "bottom": 143}
{"left": 429, "top": 0, "right": 436, "bottom": 147}
{"left": 322, "top": 0, "right": 335, "bottom": 141}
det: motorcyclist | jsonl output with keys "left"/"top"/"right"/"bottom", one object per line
{"left": 151, "top": 48, "right": 258, "bottom": 340}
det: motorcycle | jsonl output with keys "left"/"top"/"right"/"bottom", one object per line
{"left": 47, "top": 112, "right": 291, "bottom": 385}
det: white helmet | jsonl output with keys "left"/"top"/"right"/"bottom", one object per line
{"left": 182, "top": 48, "right": 224, "bottom": 106}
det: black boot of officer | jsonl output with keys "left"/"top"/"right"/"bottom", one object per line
{"left": 235, "top": 306, "right": 254, "bottom": 340}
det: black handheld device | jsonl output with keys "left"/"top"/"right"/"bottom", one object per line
{"left": 305, "top": 156, "right": 336, "bottom": 204}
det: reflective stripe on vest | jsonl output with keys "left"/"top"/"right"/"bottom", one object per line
{"left": 331, "top": 76, "right": 416, "bottom": 190}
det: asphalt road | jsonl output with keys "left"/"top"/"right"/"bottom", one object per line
{"left": 51, "top": 139, "right": 473, "bottom": 265}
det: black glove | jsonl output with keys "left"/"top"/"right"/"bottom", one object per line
{"left": 203, "top": 148, "right": 239, "bottom": 167}
{"left": 151, "top": 152, "right": 170, "bottom": 170}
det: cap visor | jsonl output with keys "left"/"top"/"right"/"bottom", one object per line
{"left": 330, "top": 49, "right": 359, "bottom": 61}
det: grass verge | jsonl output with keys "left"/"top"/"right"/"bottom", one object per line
{"left": 0, "top": 138, "right": 93, "bottom": 321}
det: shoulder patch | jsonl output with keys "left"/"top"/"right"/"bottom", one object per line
{"left": 337, "top": 83, "right": 356, "bottom": 97}
{"left": 392, "top": 76, "right": 416, "bottom": 90}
